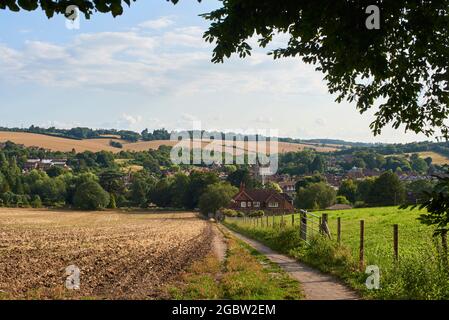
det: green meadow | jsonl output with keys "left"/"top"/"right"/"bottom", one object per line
{"left": 224, "top": 207, "right": 449, "bottom": 299}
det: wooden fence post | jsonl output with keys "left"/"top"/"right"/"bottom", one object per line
{"left": 266, "top": 215, "right": 268, "bottom": 228}
{"left": 337, "top": 217, "right": 341, "bottom": 244}
{"left": 292, "top": 214, "right": 295, "bottom": 226}
{"left": 300, "top": 211, "right": 307, "bottom": 241}
{"left": 442, "top": 230, "right": 448, "bottom": 264}
{"left": 272, "top": 215, "right": 275, "bottom": 228}
{"left": 393, "top": 224, "right": 399, "bottom": 262}
{"left": 359, "top": 220, "right": 365, "bottom": 270}
{"left": 320, "top": 213, "right": 330, "bottom": 238}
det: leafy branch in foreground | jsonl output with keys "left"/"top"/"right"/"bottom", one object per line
{"left": 416, "top": 174, "right": 449, "bottom": 236}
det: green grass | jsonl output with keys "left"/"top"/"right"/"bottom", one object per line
{"left": 224, "top": 207, "right": 449, "bottom": 299}
{"left": 169, "top": 230, "right": 303, "bottom": 300}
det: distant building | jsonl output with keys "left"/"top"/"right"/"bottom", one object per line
{"left": 23, "top": 158, "right": 68, "bottom": 172}
{"left": 325, "top": 173, "right": 343, "bottom": 188}
{"left": 345, "top": 166, "right": 364, "bottom": 179}
{"left": 362, "top": 168, "right": 382, "bottom": 177}
{"left": 278, "top": 180, "right": 296, "bottom": 198}
{"left": 229, "top": 183, "right": 295, "bottom": 214}
{"left": 23, "top": 159, "right": 41, "bottom": 171}
{"left": 398, "top": 173, "right": 431, "bottom": 182}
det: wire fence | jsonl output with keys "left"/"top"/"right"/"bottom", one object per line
{"left": 225, "top": 210, "right": 449, "bottom": 270}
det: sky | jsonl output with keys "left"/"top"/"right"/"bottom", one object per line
{"left": 0, "top": 1, "right": 433, "bottom": 144}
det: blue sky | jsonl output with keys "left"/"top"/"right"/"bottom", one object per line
{"left": 0, "top": 1, "right": 431, "bottom": 143}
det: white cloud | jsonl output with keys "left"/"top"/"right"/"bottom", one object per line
{"left": 138, "top": 16, "right": 175, "bottom": 30}
{"left": 122, "top": 113, "right": 142, "bottom": 125}
{"left": 24, "top": 41, "right": 69, "bottom": 60}
{"left": 0, "top": 17, "right": 328, "bottom": 97}
{"left": 315, "top": 118, "right": 326, "bottom": 126}
{"left": 255, "top": 116, "right": 274, "bottom": 124}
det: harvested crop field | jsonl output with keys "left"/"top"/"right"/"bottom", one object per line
{"left": 0, "top": 131, "right": 339, "bottom": 154}
{"left": 0, "top": 208, "right": 212, "bottom": 300}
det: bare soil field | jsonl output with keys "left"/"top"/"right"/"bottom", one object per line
{"left": 0, "top": 131, "right": 339, "bottom": 154}
{"left": 0, "top": 208, "right": 212, "bottom": 299}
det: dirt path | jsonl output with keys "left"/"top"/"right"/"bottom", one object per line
{"left": 211, "top": 225, "right": 227, "bottom": 263}
{"left": 224, "top": 227, "right": 359, "bottom": 300}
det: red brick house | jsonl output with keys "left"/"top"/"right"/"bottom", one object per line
{"left": 229, "top": 184, "right": 295, "bottom": 214}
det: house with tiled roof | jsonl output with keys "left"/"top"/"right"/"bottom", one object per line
{"left": 278, "top": 180, "right": 296, "bottom": 198}
{"left": 229, "top": 183, "right": 295, "bottom": 214}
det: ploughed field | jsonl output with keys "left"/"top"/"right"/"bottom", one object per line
{"left": 0, "top": 209, "right": 212, "bottom": 299}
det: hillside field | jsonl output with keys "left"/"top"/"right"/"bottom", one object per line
{"left": 413, "top": 151, "right": 449, "bottom": 165}
{"left": 224, "top": 206, "right": 449, "bottom": 299}
{"left": 0, "top": 131, "right": 339, "bottom": 154}
{"left": 387, "top": 151, "right": 449, "bottom": 165}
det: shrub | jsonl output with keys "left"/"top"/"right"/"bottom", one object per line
{"left": 222, "top": 209, "right": 238, "bottom": 217}
{"left": 16, "top": 195, "right": 30, "bottom": 208}
{"left": 336, "top": 195, "right": 350, "bottom": 205}
{"left": 248, "top": 210, "right": 264, "bottom": 217}
{"left": 109, "top": 140, "right": 123, "bottom": 149}
{"left": 73, "top": 180, "right": 110, "bottom": 210}
{"left": 31, "top": 195, "right": 43, "bottom": 208}
{"left": 354, "top": 201, "right": 366, "bottom": 208}
{"left": 108, "top": 193, "right": 117, "bottom": 209}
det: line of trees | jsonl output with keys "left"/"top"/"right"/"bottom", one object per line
{"left": 294, "top": 171, "right": 436, "bottom": 211}
{"left": 0, "top": 141, "right": 239, "bottom": 213}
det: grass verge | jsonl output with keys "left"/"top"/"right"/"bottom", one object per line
{"left": 168, "top": 229, "right": 303, "bottom": 300}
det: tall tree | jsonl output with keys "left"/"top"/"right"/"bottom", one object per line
{"left": 188, "top": 171, "right": 219, "bottom": 209}
{"left": 226, "top": 168, "right": 255, "bottom": 189}
{"left": 198, "top": 182, "right": 238, "bottom": 216}
{"left": 295, "top": 182, "right": 336, "bottom": 210}
{"left": 338, "top": 179, "right": 358, "bottom": 204}
{"left": 368, "top": 171, "right": 406, "bottom": 206}
{"left": 73, "top": 180, "right": 110, "bottom": 210}
{"left": 310, "top": 155, "right": 325, "bottom": 173}
{"left": 170, "top": 173, "right": 190, "bottom": 208}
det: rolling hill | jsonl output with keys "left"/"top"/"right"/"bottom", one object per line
{"left": 0, "top": 131, "right": 340, "bottom": 154}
